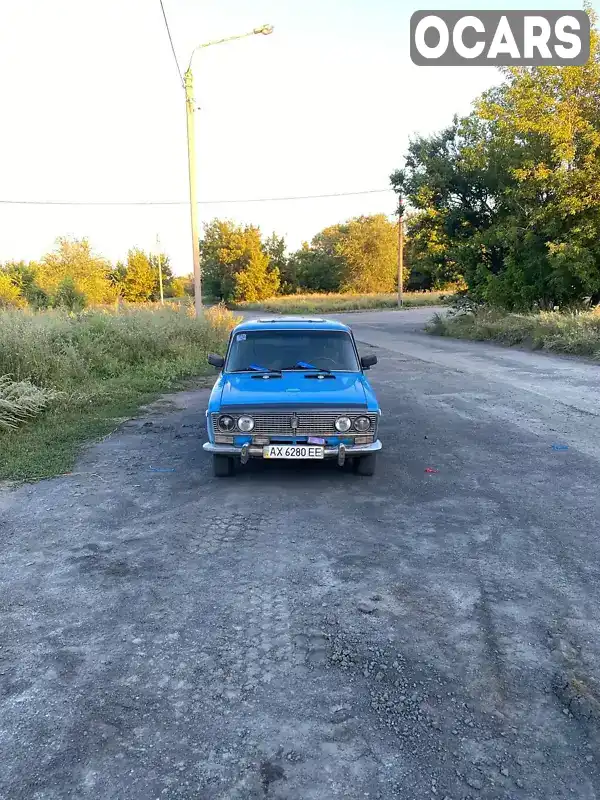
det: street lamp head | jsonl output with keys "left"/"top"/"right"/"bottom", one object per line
{"left": 254, "top": 24, "right": 274, "bottom": 35}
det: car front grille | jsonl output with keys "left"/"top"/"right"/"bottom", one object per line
{"left": 211, "top": 411, "right": 378, "bottom": 437}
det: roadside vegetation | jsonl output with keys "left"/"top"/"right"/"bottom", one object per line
{"left": 390, "top": 8, "right": 600, "bottom": 353}
{"left": 1, "top": 217, "right": 447, "bottom": 316}
{"left": 0, "top": 238, "right": 191, "bottom": 312}
{"left": 234, "top": 290, "right": 449, "bottom": 314}
{"left": 0, "top": 305, "right": 237, "bottom": 481}
{"left": 428, "top": 307, "right": 600, "bottom": 359}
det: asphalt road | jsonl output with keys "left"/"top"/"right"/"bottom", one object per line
{"left": 2, "top": 307, "right": 600, "bottom": 799}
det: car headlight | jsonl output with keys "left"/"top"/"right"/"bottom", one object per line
{"left": 237, "top": 415, "right": 255, "bottom": 432}
{"left": 218, "top": 415, "right": 235, "bottom": 432}
{"left": 354, "top": 416, "right": 370, "bottom": 432}
{"left": 335, "top": 416, "right": 352, "bottom": 433}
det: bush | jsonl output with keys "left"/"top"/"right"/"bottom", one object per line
{"left": 428, "top": 307, "right": 600, "bottom": 358}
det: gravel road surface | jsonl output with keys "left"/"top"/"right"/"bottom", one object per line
{"left": 2, "top": 307, "right": 600, "bottom": 799}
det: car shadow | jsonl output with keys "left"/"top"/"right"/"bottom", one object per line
{"left": 230, "top": 457, "right": 362, "bottom": 482}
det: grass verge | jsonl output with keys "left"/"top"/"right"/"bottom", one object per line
{"left": 427, "top": 308, "right": 600, "bottom": 358}
{"left": 0, "top": 305, "right": 237, "bottom": 481}
{"left": 232, "top": 291, "right": 450, "bottom": 314}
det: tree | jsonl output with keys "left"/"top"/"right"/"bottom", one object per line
{"left": 38, "top": 238, "right": 115, "bottom": 305}
{"left": 148, "top": 253, "right": 176, "bottom": 299}
{"left": 263, "top": 233, "right": 293, "bottom": 293}
{"left": 181, "top": 274, "right": 195, "bottom": 297}
{"left": 337, "top": 215, "right": 399, "bottom": 293}
{"left": 476, "top": 13, "right": 600, "bottom": 309}
{"left": 0, "top": 270, "right": 24, "bottom": 308}
{"left": 200, "top": 220, "right": 280, "bottom": 303}
{"left": 108, "top": 261, "right": 127, "bottom": 295}
{"left": 391, "top": 7, "right": 600, "bottom": 310}
{"left": 297, "top": 226, "right": 346, "bottom": 292}
{"left": 122, "top": 248, "right": 157, "bottom": 303}
{"left": 287, "top": 241, "right": 340, "bottom": 293}
{"left": 1, "top": 261, "right": 49, "bottom": 308}
{"left": 169, "top": 277, "right": 187, "bottom": 298}
{"left": 53, "top": 276, "right": 87, "bottom": 311}
{"left": 288, "top": 215, "right": 401, "bottom": 294}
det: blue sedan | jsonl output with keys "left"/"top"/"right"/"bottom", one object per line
{"left": 203, "top": 317, "right": 382, "bottom": 477}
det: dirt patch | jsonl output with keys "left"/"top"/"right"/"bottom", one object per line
{"left": 554, "top": 670, "right": 600, "bottom": 722}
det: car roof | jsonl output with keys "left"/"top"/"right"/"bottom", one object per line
{"left": 233, "top": 316, "right": 351, "bottom": 333}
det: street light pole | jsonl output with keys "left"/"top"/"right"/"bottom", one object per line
{"left": 184, "top": 67, "right": 201, "bottom": 315}
{"left": 184, "top": 25, "right": 274, "bottom": 318}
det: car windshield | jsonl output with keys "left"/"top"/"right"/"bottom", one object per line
{"left": 226, "top": 330, "right": 360, "bottom": 372}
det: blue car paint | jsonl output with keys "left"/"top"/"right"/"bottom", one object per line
{"left": 216, "top": 371, "right": 376, "bottom": 410}
{"left": 232, "top": 317, "right": 351, "bottom": 333}
{"left": 205, "top": 318, "right": 381, "bottom": 445}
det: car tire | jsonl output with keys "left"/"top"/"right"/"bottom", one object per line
{"left": 213, "top": 454, "right": 234, "bottom": 477}
{"left": 354, "top": 453, "right": 377, "bottom": 476}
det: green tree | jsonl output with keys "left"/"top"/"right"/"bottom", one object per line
{"left": 123, "top": 248, "right": 157, "bottom": 303}
{"left": 1, "top": 261, "right": 50, "bottom": 308}
{"left": 53, "top": 276, "right": 87, "bottom": 311}
{"left": 263, "top": 234, "right": 293, "bottom": 293}
{"left": 391, "top": 7, "right": 600, "bottom": 310}
{"left": 288, "top": 215, "right": 401, "bottom": 294}
{"left": 287, "top": 241, "right": 342, "bottom": 293}
{"left": 301, "top": 226, "right": 346, "bottom": 292}
{"left": 200, "top": 220, "right": 280, "bottom": 303}
{"left": 38, "top": 238, "right": 115, "bottom": 305}
{"left": 476, "top": 14, "right": 600, "bottom": 309}
{"left": 148, "top": 253, "right": 174, "bottom": 299}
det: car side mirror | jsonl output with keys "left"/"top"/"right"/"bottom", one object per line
{"left": 360, "top": 353, "right": 377, "bottom": 370}
{"left": 208, "top": 353, "right": 225, "bottom": 369}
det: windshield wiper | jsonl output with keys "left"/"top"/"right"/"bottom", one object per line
{"left": 232, "top": 364, "right": 282, "bottom": 374}
{"left": 283, "top": 361, "right": 332, "bottom": 373}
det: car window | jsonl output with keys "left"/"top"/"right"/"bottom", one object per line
{"left": 226, "top": 330, "right": 359, "bottom": 372}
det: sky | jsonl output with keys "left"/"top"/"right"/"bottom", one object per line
{"left": 0, "top": 0, "right": 594, "bottom": 275}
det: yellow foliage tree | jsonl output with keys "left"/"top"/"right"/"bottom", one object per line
{"left": 37, "top": 238, "right": 115, "bottom": 305}
{"left": 0, "top": 271, "right": 25, "bottom": 308}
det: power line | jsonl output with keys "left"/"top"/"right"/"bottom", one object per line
{"left": 158, "top": 0, "right": 184, "bottom": 86}
{"left": 0, "top": 188, "right": 395, "bottom": 207}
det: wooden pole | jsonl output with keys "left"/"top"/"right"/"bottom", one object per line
{"left": 397, "top": 202, "right": 404, "bottom": 307}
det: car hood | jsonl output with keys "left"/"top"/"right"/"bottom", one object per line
{"left": 217, "top": 371, "right": 369, "bottom": 409}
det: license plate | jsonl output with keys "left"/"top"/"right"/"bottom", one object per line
{"left": 263, "top": 445, "right": 324, "bottom": 460}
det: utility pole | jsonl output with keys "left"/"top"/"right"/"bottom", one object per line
{"left": 397, "top": 198, "right": 404, "bottom": 307}
{"left": 184, "top": 68, "right": 201, "bottom": 316}
{"left": 183, "top": 26, "right": 273, "bottom": 318}
{"left": 156, "top": 234, "right": 164, "bottom": 305}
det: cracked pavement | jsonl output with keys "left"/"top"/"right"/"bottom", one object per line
{"left": 1, "top": 308, "right": 600, "bottom": 799}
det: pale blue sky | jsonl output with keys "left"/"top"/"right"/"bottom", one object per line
{"left": 0, "top": 0, "right": 594, "bottom": 274}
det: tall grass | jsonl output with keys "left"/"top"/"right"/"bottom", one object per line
{"left": 0, "top": 377, "right": 63, "bottom": 432}
{"left": 0, "top": 304, "right": 238, "bottom": 479}
{"left": 0, "top": 304, "right": 235, "bottom": 389}
{"left": 428, "top": 308, "right": 600, "bottom": 358}
{"left": 233, "top": 291, "right": 450, "bottom": 314}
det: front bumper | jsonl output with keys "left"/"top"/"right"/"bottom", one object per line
{"left": 203, "top": 439, "right": 381, "bottom": 466}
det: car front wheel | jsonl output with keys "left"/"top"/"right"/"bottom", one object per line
{"left": 353, "top": 453, "right": 377, "bottom": 476}
{"left": 213, "top": 454, "right": 234, "bottom": 477}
